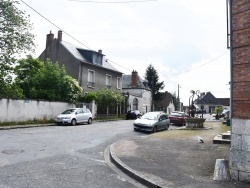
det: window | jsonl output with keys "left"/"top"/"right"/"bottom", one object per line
{"left": 117, "top": 77, "right": 121, "bottom": 89}
{"left": 88, "top": 70, "right": 95, "bottom": 87}
{"left": 106, "top": 74, "right": 112, "bottom": 88}
{"left": 133, "top": 98, "right": 138, "bottom": 110}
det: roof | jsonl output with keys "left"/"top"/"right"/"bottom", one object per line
{"left": 154, "top": 91, "right": 173, "bottom": 107}
{"left": 217, "top": 98, "right": 230, "bottom": 106}
{"left": 122, "top": 75, "right": 149, "bottom": 89}
{"left": 61, "top": 41, "right": 121, "bottom": 73}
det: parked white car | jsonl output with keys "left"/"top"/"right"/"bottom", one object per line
{"left": 55, "top": 108, "right": 92, "bottom": 125}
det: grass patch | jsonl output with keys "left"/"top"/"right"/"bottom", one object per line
{"left": 0, "top": 118, "right": 55, "bottom": 127}
{"left": 150, "top": 122, "right": 230, "bottom": 140}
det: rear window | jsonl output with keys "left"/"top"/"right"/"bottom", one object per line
{"left": 170, "top": 113, "right": 183, "bottom": 117}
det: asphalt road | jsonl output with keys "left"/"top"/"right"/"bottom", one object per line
{"left": 0, "top": 120, "right": 155, "bottom": 188}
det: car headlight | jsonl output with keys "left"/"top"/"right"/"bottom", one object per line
{"left": 63, "top": 117, "right": 71, "bottom": 119}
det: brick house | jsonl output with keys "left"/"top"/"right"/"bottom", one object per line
{"left": 122, "top": 70, "right": 152, "bottom": 114}
{"left": 39, "top": 31, "right": 123, "bottom": 116}
{"left": 229, "top": 0, "right": 250, "bottom": 182}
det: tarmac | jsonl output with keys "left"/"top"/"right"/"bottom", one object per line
{"left": 110, "top": 114, "right": 250, "bottom": 188}
{"left": 1, "top": 115, "right": 250, "bottom": 188}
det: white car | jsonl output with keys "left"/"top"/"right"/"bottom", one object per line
{"left": 133, "top": 111, "right": 170, "bottom": 133}
{"left": 55, "top": 108, "right": 92, "bottom": 125}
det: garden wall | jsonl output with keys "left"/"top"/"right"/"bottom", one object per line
{"left": 0, "top": 98, "right": 74, "bottom": 123}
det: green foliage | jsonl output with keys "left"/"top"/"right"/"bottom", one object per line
{"left": 214, "top": 106, "right": 223, "bottom": 114}
{"left": 144, "top": 64, "right": 165, "bottom": 101}
{"left": 96, "top": 89, "right": 124, "bottom": 107}
{"left": 14, "top": 57, "right": 82, "bottom": 103}
{"left": 79, "top": 92, "right": 97, "bottom": 103}
{"left": 0, "top": 0, "right": 35, "bottom": 78}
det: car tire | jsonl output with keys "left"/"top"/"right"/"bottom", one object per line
{"left": 166, "top": 124, "right": 169, "bottom": 130}
{"left": 152, "top": 126, "right": 157, "bottom": 133}
{"left": 71, "top": 119, "right": 77, "bottom": 126}
{"left": 88, "top": 118, "right": 92, "bottom": 124}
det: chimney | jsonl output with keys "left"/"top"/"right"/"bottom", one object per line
{"left": 58, "top": 30, "right": 62, "bottom": 42}
{"left": 131, "top": 70, "right": 138, "bottom": 87}
{"left": 46, "top": 31, "right": 54, "bottom": 49}
{"left": 98, "top": 49, "right": 102, "bottom": 54}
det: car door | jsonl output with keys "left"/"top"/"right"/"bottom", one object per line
{"left": 158, "top": 114, "right": 166, "bottom": 130}
{"left": 76, "top": 109, "right": 84, "bottom": 123}
{"left": 82, "top": 108, "right": 90, "bottom": 122}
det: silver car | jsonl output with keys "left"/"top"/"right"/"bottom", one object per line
{"left": 133, "top": 111, "right": 170, "bottom": 133}
{"left": 55, "top": 108, "right": 92, "bottom": 125}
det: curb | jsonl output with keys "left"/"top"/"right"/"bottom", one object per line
{"left": 0, "top": 124, "right": 54, "bottom": 130}
{"left": 109, "top": 143, "right": 161, "bottom": 188}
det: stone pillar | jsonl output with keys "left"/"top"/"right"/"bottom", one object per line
{"left": 230, "top": 0, "right": 250, "bottom": 182}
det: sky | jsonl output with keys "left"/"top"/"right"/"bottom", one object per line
{"left": 17, "top": 0, "right": 230, "bottom": 106}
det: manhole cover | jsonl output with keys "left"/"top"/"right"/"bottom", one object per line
{"left": 2, "top": 149, "right": 24, "bottom": 154}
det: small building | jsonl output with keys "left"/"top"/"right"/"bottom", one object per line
{"left": 122, "top": 70, "right": 151, "bottom": 114}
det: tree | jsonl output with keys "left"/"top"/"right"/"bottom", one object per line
{"left": 0, "top": 0, "right": 35, "bottom": 79}
{"left": 171, "top": 92, "right": 179, "bottom": 110}
{"left": 144, "top": 64, "right": 165, "bottom": 107}
{"left": 15, "top": 57, "right": 82, "bottom": 103}
{"left": 95, "top": 89, "right": 124, "bottom": 114}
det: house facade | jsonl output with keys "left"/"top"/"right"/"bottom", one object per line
{"left": 122, "top": 70, "right": 151, "bottom": 114}
{"left": 39, "top": 31, "right": 123, "bottom": 116}
{"left": 194, "top": 92, "right": 230, "bottom": 114}
{"left": 39, "top": 31, "right": 123, "bottom": 94}
{"left": 154, "top": 91, "right": 175, "bottom": 114}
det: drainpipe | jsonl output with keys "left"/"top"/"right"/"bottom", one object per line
{"left": 228, "top": 0, "right": 233, "bottom": 128}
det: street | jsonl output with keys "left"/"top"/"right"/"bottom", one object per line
{"left": 0, "top": 120, "right": 151, "bottom": 188}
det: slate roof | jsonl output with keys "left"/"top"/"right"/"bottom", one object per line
{"left": 61, "top": 41, "right": 121, "bottom": 73}
{"left": 122, "top": 75, "right": 149, "bottom": 89}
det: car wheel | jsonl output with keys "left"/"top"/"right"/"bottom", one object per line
{"left": 71, "top": 119, "right": 77, "bottom": 126}
{"left": 166, "top": 124, "right": 169, "bottom": 130}
{"left": 88, "top": 118, "right": 92, "bottom": 124}
{"left": 152, "top": 126, "right": 157, "bottom": 133}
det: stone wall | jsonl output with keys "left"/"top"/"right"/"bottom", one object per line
{"left": 230, "top": 0, "right": 250, "bottom": 182}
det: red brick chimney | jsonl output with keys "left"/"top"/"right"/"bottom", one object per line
{"left": 58, "top": 30, "right": 62, "bottom": 42}
{"left": 46, "top": 31, "right": 54, "bottom": 49}
{"left": 131, "top": 70, "right": 138, "bottom": 87}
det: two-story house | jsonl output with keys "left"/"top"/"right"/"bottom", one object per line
{"left": 122, "top": 70, "right": 151, "bottom": 114}
{"left": 39, "top": 30, "right": 123, "bottom": 116}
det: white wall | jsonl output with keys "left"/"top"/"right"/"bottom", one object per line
{"left": 0, "top": 98, "right": 74, "bottom": 123}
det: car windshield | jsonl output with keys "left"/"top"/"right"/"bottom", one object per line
{"left": 141, "top": 113, "right": 158, "bottom": 120}
{"left": 61, "top": 109, "right": 76, "bottom": 114}
{"left": 170, "top": 113, "right": 183, "bottom": 117}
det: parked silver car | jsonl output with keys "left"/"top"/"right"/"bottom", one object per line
{"left": 133, "top": 111, "right": 170, "bottom": 133}
{"left": 55, "top": 108, "right": 92, "bottom": 125}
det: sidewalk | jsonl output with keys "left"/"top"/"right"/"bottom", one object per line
{"left": 110, "top": 121, "right": 249, "bottom": 188}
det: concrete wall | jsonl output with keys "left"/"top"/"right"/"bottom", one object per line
{"left": 0, "top": 98, "right": 74, "bottom": 123}
{"left": 230, "top": 0, "right": 250, "bottom": 182}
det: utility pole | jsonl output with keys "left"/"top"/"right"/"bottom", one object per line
{"left": 178, "top": 84, "right": 180, "bottom": 111}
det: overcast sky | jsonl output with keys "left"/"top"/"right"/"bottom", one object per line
{"left": 17, "top": 0, "right": 230, "bottom": 106}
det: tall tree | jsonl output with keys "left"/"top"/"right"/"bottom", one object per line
{"left": 0, "top": 0, "right": 35, "bottom": 79}
{"left": 144, "top": 64, "right": 165, "bottom": 103}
